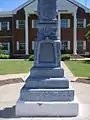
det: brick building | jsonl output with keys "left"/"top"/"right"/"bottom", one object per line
{"left": 0, "top": 0, "right": 90, "bottom": 56}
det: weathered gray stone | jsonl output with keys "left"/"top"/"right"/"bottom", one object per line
{"left": 25, "top": 76, "right": 69, "bottom": 89}
{"left": 20, "top": 87, "right": 74, "bottom": 101}
{"left": 16, "top": 0, "right": 79, "bottom": 117}
{"left": 34, "top": 40, "right": 61, "bottom": 67}
{"left": 30, "top": 67, "right": 64, "bottom": 78}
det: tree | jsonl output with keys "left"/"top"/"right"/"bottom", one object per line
{"left": 85, "top": 23, "right": 90, "bottom": 41}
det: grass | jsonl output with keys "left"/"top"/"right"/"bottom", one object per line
{"left": 65, "top": 60, "right": 90, "bottom": 78}
{"left": 0, "top": 60, "right": 33, "bottom": 75}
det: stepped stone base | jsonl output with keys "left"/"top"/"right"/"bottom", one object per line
{"left": 30, "top": 67, "right": 64, "bottom": 78}
{"left": 20, "top": 87, "right": 74, "bottom": 101}
{"left": 16, "top": 98, "right": 79, "bottom": 117}
{"left": 25, "top": 76, "right": 69, "bottom": 89}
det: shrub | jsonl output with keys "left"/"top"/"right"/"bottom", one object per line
{"left": 0, "top": 50, "right": 3, "bottom": 54}
{"left": 61, "top": 54, "right": 70, "bottom": 61}
{"left": 61, "top": 50, "right": 72, "bottom": 54}
{"left": 0, "top": 54, "right": 10, "bottom": 59}
{"left": 28, "top": 54, "right": 34, "bottom": 61}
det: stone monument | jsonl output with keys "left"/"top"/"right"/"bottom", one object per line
{"left": 16, "top": 0, "right": 79, "bottom": 117}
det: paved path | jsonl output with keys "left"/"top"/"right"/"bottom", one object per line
{"left": 0, "top": 82, "right": 90, "bottom": 120}
{"left": 0, "top": 73, "right": 28, "bottom": 81}
{"left": 0, "top": 62, "right": 90, "bottom": 119}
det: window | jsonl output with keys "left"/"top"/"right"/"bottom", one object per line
{"left": 61, "top": 40, "right": 68, "bottom": 50}
{"left": 77, "top": 40, "right": 83, "bottom": 54}
{"left": 16, "top": 20, "right": 25, "bottom": 29}
{"left": 16, "top": 41, "right": 25, "bottom": 51}
{"left": 0, "top": 22, "right": 10, "bottom": 30}
{"left": 19, "top": 43, "right": 25, "bottom": 51}
{"left": 32, "top": 20, "right": 38, "bottom": 28}
{"left": 61, "top": 40, "right": 70, "bottom": 51}
{"left": 77, "top": 19, "right": 86, "bottom": 28}
{"left": 61, "top": 19, "right": 70, "bottom": 28}
{"left": 0, "top": 42, "right": 10, "bottom": 54}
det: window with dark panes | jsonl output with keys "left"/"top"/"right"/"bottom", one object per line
{"left": 77, "top": 19, "right": 84, "bottom": 28}
{"left": 19, "top": 20, "right": 25, "bottom": 29}
{"left": 61, "top": 40, "right": 68, "bottom": 50}
{"left": 61, "top": 19, "right": 69, "bottom": 28}
{"left": 19, "top": 43, "right": 25, "bottom": 51}
{"left": 1, "top": 22, "right": 7, "bottom": 30}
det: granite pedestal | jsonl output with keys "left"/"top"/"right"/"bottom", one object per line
{"left": 16, "top": 0, "right": 79, "bottom": 117}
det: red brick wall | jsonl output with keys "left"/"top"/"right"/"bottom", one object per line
{"left": 12, "top": 9, "right": 25, "bottom": 54}
{"left": 0, "top": 6, "right": 90, "bottom": 55}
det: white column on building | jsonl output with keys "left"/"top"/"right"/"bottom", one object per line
{"left": 58, "top": 12, "right": 61, "bottom": 41}
{"left": 25, "top": 11, "right": 29, "bottom": 55}
{"left": 73, "top": 12, "right": 77, "bottom": 55}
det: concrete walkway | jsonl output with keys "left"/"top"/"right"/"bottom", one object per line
{"left": 0, "top": 73, "right": 28, "bottom": 81}
{"left": 70, "top": 57, "right": 90, "bottom": 61}
{"left": 0, "top": 62, "right": 90, "bottom": 119}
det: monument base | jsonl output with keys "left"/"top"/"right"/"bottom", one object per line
{"left": 16, "top": 97, "right": 79, "bottom": 117}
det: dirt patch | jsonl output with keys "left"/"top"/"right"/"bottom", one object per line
{"left": 0, "top": 78, "right": 24, "bottom": 86}
{"left": 75, "top": 77, "right": 90, "bottom": 84}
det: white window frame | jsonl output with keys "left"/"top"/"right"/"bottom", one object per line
{"left": 83, "top": 19, "right": 86, "bottom": 28}
{"left": 0, "top": 42, "right": 9, "bottom": 54}
{"left": 16, "top": 20, "right": 19, "bottom": 29}
{"left": 7, "top": 22, "right": 10, "bottom": 30}
{"left": 61, "top": 40, "right": 68, "bottom": 50}
{"left": 83, "top": 41, "right": 86, "bottom": 50}
{"left": 68, "top": 19, "right": 70, "bottom": 28}
{"left": 77, "top": 19, "right": 86, "bottom": 28}
{"left": 16, "top": 20, "right": 25, "bottom": 29}
{"left": 16, "top": 41, "right": 19, "bottom": 51}
{"left": 19, "top": 42, "right": 25, "bottom": 51}
{"left": 32, "top": 19, "right": 37, "bottom": 28}
{"left": 61, "top": 19, "right": 70, "bottom": 28}
{"left": 0, "top": 22, "right": 1, "bottom": 30}
{"left": 32, "top": 41, "right": 34, "bottom": 50}
{"left": 68, "top": 41, "right": 70, "bottom": 50}
{"left": 0, "top": 21, "right": 10, "bottom": 30}
{"left": 32, "top": 20, "right": 35, "bottom": 28}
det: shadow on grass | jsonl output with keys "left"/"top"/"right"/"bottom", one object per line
{"left": 0, "top": 78, "right": 24, "bottom": 86}
{"left": 82, "top": 60, "right": 90, "bottom": 64}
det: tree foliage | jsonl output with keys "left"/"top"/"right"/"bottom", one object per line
{"left": 85, "top": 23, "right": 90, "bottom": 41}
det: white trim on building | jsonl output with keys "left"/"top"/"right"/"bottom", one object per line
{"left": 7, "top": 22, "right": 10, "bottom": 30}
{"left": 16, "top": 20, "right": 19, "bottom": 29}
{"left": 0, "top": 22, "right": 1, "bottom": 30}
{"left": 83, "top": 19, "right": 86, "bottom": 28}
{"left": 68, "top": 41, "right": 70, "bottom": 50}
{"left": 17, "top": 41, "right": 19, "bottom": 51}
{"left": 83, "top": 41, "right": 86, "bottom": 50}
{"left": 32, "top": 41, "right": 34, "bottom": 50}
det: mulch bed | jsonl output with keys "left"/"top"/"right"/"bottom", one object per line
{"left": 0, "top": 78, "right": 24, "bottom": 86}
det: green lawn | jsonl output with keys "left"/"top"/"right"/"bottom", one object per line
{"left": 65, "top": 60, "right": 90, "bottom": 78}
{"left": 0, "top": 60, "right": 33, "bottom": 75}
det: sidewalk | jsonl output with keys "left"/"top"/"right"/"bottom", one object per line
{"left": 61, "top": 61, "right": 77, "bottom": 81}
{"left": 0, "top": 73, "right": 28, "bottom": 81}
{"left": 70, "top": 57, "right": 90, "bottom": 61}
